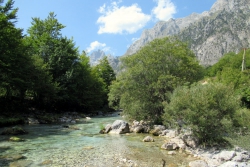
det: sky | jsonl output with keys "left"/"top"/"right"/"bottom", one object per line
{"left": 11, "top": 0, "right": 217, "bottom": 57}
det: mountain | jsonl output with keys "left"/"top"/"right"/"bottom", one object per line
{"left": 89, "top": 50, "right": 120, "bottom": 72}
{"left": 125, "top": 0, "right": 250, "bottom": 66}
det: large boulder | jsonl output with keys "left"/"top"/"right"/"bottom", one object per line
{"left": 1, "top": 126, "right": 28, "bottom": 135}
{"left": 109, "top": 120, "right": 130, "bottom": 134}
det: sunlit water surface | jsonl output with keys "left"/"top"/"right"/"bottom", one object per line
{"left": 0, "top": 114, "right": 195, "bottom": 167}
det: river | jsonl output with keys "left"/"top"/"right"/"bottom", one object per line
{"left": 0, "top": 114, "right": 195, "bottom": 167}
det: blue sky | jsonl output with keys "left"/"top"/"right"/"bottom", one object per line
{"left": 12, "top": 0, "right": 216, "bottom": 56}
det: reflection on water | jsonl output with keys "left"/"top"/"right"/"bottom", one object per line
{"left": 0, "top": 115, "right": 195, "bottom": 167}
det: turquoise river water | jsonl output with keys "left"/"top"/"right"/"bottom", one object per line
{"left": 0, "top": 114, "right": 195, "bottom": 167}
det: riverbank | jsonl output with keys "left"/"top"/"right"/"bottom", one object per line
{"left": 0, "top": 115, "right": 195, "bottom": 167}
{"left": 0, "top": 109, "right": 115, "bottom": 128}
{"left": 100, "top": 119, "right": 250, "bottom": 167}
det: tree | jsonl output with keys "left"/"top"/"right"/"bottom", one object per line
{"left": 109, "top": 37, "right": 204, "bottom": 122}
{"left": 93, "top": 56, "right": 116, "bottom": 110}
{"left": 93, "top": 56, "right": 116, "bottom": 90}
{"left": 65, "top": 52, "right": 106, "bottom": 111}
{"left": 26, "top": 12, "right": 80, "bottom": 110}
{"left": 0, "top": 0, "right": 37, "bottom": 113}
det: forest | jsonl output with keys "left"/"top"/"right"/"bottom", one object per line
{"left": 0, "top": 0, "right": 116, "bottom": 125}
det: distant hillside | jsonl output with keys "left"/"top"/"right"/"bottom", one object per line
{"left": 89, "top": 50, "right": 120, "bottom": 73}
{"left": 124, "top": 0, "right": 250, "bottom": 66}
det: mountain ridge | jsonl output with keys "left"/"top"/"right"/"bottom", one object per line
{"left": 124, "top": 0, "right": 250, "bottom": 66}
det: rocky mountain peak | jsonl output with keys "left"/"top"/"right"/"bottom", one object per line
{"left": 210, "top": 0, "right": 244, "bottom": 13}
{"left": 124, "top": 0, "right": 250, "bottom": 66}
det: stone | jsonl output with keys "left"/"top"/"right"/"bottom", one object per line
{"left": 153, "top": 125, "right": 166, "bottom": 131}
{"left": 189, "top": 160, "right": 208, "bottom": 167}
{"left": 133, "top": 125, "right": 144, "bottom": 133}
{"left": 163, "top": 129, "right": 177, "bottom": 138}
{"left": 105, "top": 124, "right": 112, "bottom": 133}
{"left": 1, "top": 126, "right": 28, "bottom": 135}
{"left": 109, "top": 120, "right": 130, "bottom": 134}
{"left": 150, "top": 128, "right": 162, "bottom": 136}
{"left": 9, "top": 137, "right": 25, "bottom": 142}
{"left": 150, "top": 125, "right": 166, "bottom": 136}
{"left": 28, "top": 117, "right": 39, "bottom": 124}
{"left": 132, "top": 120, "right": 140, "bottom": 127}
{"left": 40, "top": 160, "right": 53, "bottom": 165}
{"left": 9, "top": 160, "right": 33, "bottom": 167}
{"left": 206, "top": 159, "right": 222, "bottom": 167}
{"left": 232, "top": 152, "right": 250, "bottom": 162}
{"left": 142, "top": 136, "right": 154, "bottom": 142}
{"left": 213, "top": 151, "right": 236, "bottom": 161}
{"left": 5, "top": 154, "right": 25, "bottom": 161}
{"left": 169, "top": 137, "right": 186, "bottom": 149}
{"left": 182, "top": 134, "right": 199, "bottom": 148}
{"left": 218, "top": 161, "right": 240, "bottom": 167}
{"left": 168, "top": 151, "right": 176, "bottom": 155}
{"left": 161, "top": 142, "right": 179, "bottom": 150}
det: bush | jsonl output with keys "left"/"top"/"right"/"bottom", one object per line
{"left": 163, "top": 83, "right": 241, "bottom": 145}
{"left": 233, "top": 108, "right": 250, "bottom": 130}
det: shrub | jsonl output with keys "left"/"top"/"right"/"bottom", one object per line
{"left": 233, "top": 108, "right": 250, "bottom": 130}
{"left": 163, "top": 83, "right": 241, "bottom": 145}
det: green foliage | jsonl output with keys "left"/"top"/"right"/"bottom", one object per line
{"left": 225, "top": 133, "right": 250, "bottom": 151}
{"left": 93, "top": 56, "right": 116, "bottom": 110}
{"left": 233, "top": 108, "right": 250, "bottom": 130}
{"left": 206, "top": 50, "right": 250, "bottom": 107}
{"left": 0, "top": 0, "right": 109, "bottom": 116}
{"left": 93, "top": 56, "right": 116, "bottom": 90}
{"left": 163, "top": 83, "right": 241, "bottom": 144}
{"left": 0, "top": 0, "right": 39, "bottom": 113}
{"left": 109, "top": 37, "right": 204, "bottom": 122}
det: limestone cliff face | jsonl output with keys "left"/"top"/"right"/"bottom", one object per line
{"left": 125, "top": 0, "right": 250, "bottom": 66}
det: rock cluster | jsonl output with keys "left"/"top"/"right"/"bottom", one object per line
{"left": 130, "top": 120, "right": 150, "bottom": 133}
{"left": 101, "top": 119, "right": 250, "bottom": 166}
{"left": 189, "top": 147, "right": 250, "bottom": 167}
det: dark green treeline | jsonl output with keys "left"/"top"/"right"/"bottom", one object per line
{"left": 0, "top": 0, "right": 115, "bottom": 116}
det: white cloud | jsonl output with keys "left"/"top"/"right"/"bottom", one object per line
{"left": 87, "top": 41, "right": 110, "bottom": 53}
{"left": 152, "top": 0, "right": 176, "bottom": 21}
{"left": 97, "top": 2, "right": 151, "bottom": 34}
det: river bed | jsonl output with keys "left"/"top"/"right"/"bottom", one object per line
{"left": 0, "top": 114, "right": 195, "bottom": 167}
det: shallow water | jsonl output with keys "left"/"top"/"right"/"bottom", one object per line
{"left": 0, "top": 115, "right": 195, "bottom": 167}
